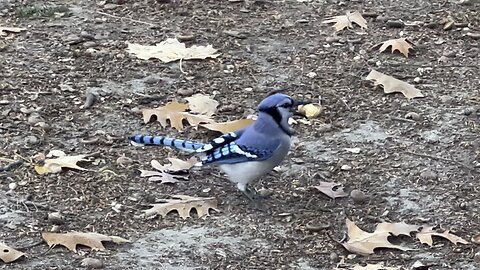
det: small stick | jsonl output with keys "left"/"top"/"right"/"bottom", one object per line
{"left": 95, "top": 11, "right": 157, "bottom": 27}
{"left": 404, "top": 151, "right": 478, "bottom": 172}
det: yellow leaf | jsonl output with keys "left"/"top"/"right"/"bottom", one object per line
{"left": 0, "top": 242, "right": 25, "bottom": 263}
{"left": 143, "top": 195, "right": 218, "bottom": 219}
{"left": 142, "top": 101, "right": 213, "bottom": 131}
{"left": 201, "top": 119, "right": 254, "bottom": 134}
{"left": 416, "top": 226, "right": 469, "bottom": 247}
{"left": 42, "top": 232, "right": 129, "bottom": 253}
{"left": 376, "top": 38, "right": 413, "bottom": 58}
{"left": 34, "top": 153, "right": 89, "bottom": 175}
{"left": 366, "top": 69, "right": 424, "bottom": 99}
{"left": 185, "top": 94, "right": 219, "bottom": 117}
{"left": 127, "top": 38, "right": 221, "bottom": 63}
{"left": 323, "top": 11, "right": 367, "bottom": 31}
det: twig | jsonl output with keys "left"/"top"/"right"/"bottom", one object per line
{"left": 95, "top": 11, "right": 157, "bottom": 27}
{"left": 389, "top": 116, "right": 416, "bottom": 123}
{"left": 404, "top": 151, "right": 478, "bottom": 172}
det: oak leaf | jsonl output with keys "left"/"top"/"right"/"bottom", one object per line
{"left": 42, "top": 232, "right": 129, "bottom": 252}
{"left": 142, "top": 101, "right": 213, "bottom": 131}
{"left": 139, "top": 157, "right": 195, "bottom": 183}
{"left": 0, "top": 242, "right": 25, "bottom": 263}
{"left": 376, "top": 38, "right": 413, "bottom": 58}
{"left": 323, "top": 11, "right": 367, "bottom": 31}
{"left": 312, "top": 182, "right": 348, "bottom": 199}
{"left": 127, "top": 38, "right": 220, "bottom": 63}
{"left": 151, "top": 157, "right": 198, "bottom": 173}
{"left": 416, "top": 226, "right": 468, "bottom": 247}
{"left": 34, "top": 150, "right": 89, "bottom": 175}
{"left": 143, "top": 195, "right": 218, "bottom": 219}
{"left": 342, "top": 219, "right": 414, "bottom": 255}
{"left": 185, "top": 94, "right": 219, "bottom": 117}
{"left": 201, "top": 119, "right": 254, "bottom": 133}
{"left": 139, "top": 170, "right": 187, "bottom": 183}
{"left": 366, "top": 69, "right": 424, "bottom": 99}
{"left": 375, "top": 222, "right": 420, "bottom": 236}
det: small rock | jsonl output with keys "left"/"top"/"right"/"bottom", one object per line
{"left": 64, "top": 34, "right": 82, "bottom": 45}
{"left": 177, "top": 34, "right": 195, "bottom": 42}
{"left": 51, "top": 225, "right": 61, "bottom": 232}
{"left": 350, "top": 189, "right": 368, "bottom": 204}
{"left": 405, "top": 112, "right": 421, "bottom": 121}
{"left": 8, "top": 182, "right": 17, "bottom": 190}
{"left": 257, "top": 188, "right": 272, "bottom": 197}
{"left": 329, "top": 252, "right": 339, "bottom": 262}
{"left": 386, "top": 20, "right": 405, "bottom": 28}
{"left": 80, "top": 31, "right": 95, "bottom": 40}
{"left": 48, "top": 212, "right": 65, "bottom": 225}
{"left": 474, "top": 252, "right": 480, "bottom": 263}
{"left": 341, "top": 164, "right": 352, "bottom": 171}
{"left": 439, "top": 95, "right": 454, "bottom": 104}
{"left": 116, "top": 155, "right": 133, "bottom": 166}
{"left": 144, "top": 75, "right": 161, "bottom": 84}
{"left": 103, "top": 3, "right": 118, "bottom": 10}
{"left": 81, "top": 258, "right": 105, "bottom": 269}
{"left": 25, "top": 135, "right": 38, "bottom": 145}
{"left": 462, "top": 107, "right": 477, "bottom": 116}
{"left": 82, "top": 41, "right": 97, "bottom": 48}
{"left": 316, "top": 123, "right": 333, "bottom": 133}
{"left": 420, "top": 170, "right": 437, "bottom": 180}
{"left": 27, "top": 113, "right": 44, "bottom": 125}
{"left": 459, "top": 202, "right": 468, "bottom": 210}
{"left": 176, "top": 88, "right": 194, "bottom": 96}
{"left": 325, "top": 36, "right": 340, "bottom": 43}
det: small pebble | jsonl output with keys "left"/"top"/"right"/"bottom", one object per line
{"left": 350, "top": 189, "right": 368, "bottom": 204}
{"left": 81, "top": 258, "right": 105, "bottom": 269}
{"left": 48, "top": 212, "right": 65, "bottom": 225}
{"left": 116, "top": 155, "right": 133, "bottom": 166}
{"left": 340, "top": 165, "right": 352, "bottom": 171}
{"left": 144, "top": 75, "right": 161, "bottom": 84}
{"left": 176, "top": 88, "right": 194, "bottom": 96}
{"left": 8, "top": 182, "right": 17, "bottom": 190}
{"left": 474, "top": 252, "right": 480, "bottom": 263}
{"left": 420, "top": 170, "right": 437, "bottom": 180}
{"left": 386, "top": 20, "right": 405, "bottom": 28}
{"left": 82, "top": 41, "right": 97, "bottom": 48}
{"left": 51, "top": 225, "right": 61, "bottom": 233}
{"left": 459, "top": 202, "right": 468, "bottom": 210}
{"left": 405, "top": 112, "right": 421, "bottom": 121}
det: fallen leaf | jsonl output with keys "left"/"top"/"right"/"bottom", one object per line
{"left": 127, "top": 38, "right": 220, "bottom": 63}
{"left": 185, "top": 94, "right": 219, "bottom": 117}
{"left": 0, "top": 242, "right": 25, "bottom": 263}
{"left": 366, "top": 69, "right": 424, "bottom": 99}
{"left": 142, "top": 101, "right": 213, "bottom": 131}
{"left": 376, "top": 38, "right": 413, "bottom": 57}
{"left": 312, "top": 182, "right": 348, "bottom": 199}
{"left": 151, "top": 157, "right": 198, "bottom": 172}
{"left": 139, "top": 170, "right": 187, "bottom": 183}
{"left": 375, "top": 222, "right": 420, "bottom": 236}
{"left": 416, "top": 226, "right": 469, "bottom": 247}
{"left": 34, "top": 150, "right": 89, "bottom": 174}
{"left": 143, "top": 195, "right": 218, "bottom": 219}
{"left": 342, "top": 219, "right": 413, "bottom": 255}
{"left": 201, "top": 119, "right": 254, "bottom": 133}
{"left": 0, "top": 26, "right": 26, "bottom": 36}
{"left": 42, "top": 232, "right": 129, "bottom": 252}
{"left": 298, "top": 103, "right": 323, "bottom": 119}
{"left": 352, "top": 263, "right": 401, "bottom": 270}
{"left": 323, "top": 11, "right": 367, "bottom": 31}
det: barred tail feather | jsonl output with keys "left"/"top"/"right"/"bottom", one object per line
{"left": 129, "top": 135, "right": 204, "bottom": 151}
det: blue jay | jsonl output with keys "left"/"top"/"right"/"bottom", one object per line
{"left": 130, "top": 93, "right": 303, "bottom": 201}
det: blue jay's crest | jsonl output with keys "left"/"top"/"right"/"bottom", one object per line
{"left": 257, "top": 93, "right": 294, "bottom": 111}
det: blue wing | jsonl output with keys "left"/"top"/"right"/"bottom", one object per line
{"left": 195, "top": 130, "right": 245, "bottom": 152}
{"left": 201, "top": 141, "right": 275, "bottom": 165}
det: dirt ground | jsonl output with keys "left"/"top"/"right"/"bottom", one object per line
{"left": 1, "top": 0, "right": 479, "bottom": 269}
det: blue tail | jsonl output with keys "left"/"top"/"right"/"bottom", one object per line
{"left": 129, "top": 135, "right": 205, "bottom": 151}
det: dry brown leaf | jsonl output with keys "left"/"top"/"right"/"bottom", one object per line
{"left": 366, "top": 69, "right": 424, "bottom": 99}
{"left": 0, "top": 26, "right": 26, "bottom": 36}
{"left": 139, "top": 170, "right": 187, "bottom": 183}
{"left": 34, "top": 150, "right": 89, "bottom": 175}
{"left": 312, "top": 182, "right": 348, "bottom": 199}
{"left": 323, "top": 11, "right": 367, "bottom": 31}
{"left": 0, "top": 242, "right": 25, "bottom": 263}
{"left": 375, "top": 222, "right": 420, "bottom": 237}
{"left": 143, "top": 195, "right": 218, "bottom": 219}
{"left": 127, "top": 38, "right": 220, "bottom": 63}
{"left": 42, "top": 232, "right": 129, "bottom": 252}
{"left": 151, "top": 157, "right": 197, "bottom": 172}
{"left": 185, "top": 94, "right": 219, "bottom": 117}
{"left": 342, "top": 219, "right": 413, "bottom": 255}
{"left": 416, "top": 226, "right": 469, "bottom": 247}
{"left": 142, "top": 101, "right": 213, "bottom": 131}
{"left": 376, "top": 38, "right": 413, "bottom": 58}
{"left": 201, "top": 119, "right": 254, "bottom": 134}
{"left": 298, "top": 103, "right": 323, "bottom": 119}
{"left": 352, "top": 263, "right": 401, "bottom": 270}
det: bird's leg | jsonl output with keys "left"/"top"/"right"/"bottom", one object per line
{"left": 237, "top": 183, "right": 268, "bottom": 201}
